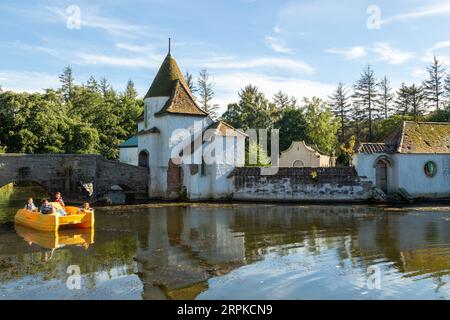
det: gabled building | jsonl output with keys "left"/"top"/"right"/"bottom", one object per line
{"left": 354, "top": 121, "right": 450, "bottom": 199}
{"left": 279, "top": 140, "right": 335, "bottom": 167}
{"left": 119, "top": 50, "right": 246, "bottom": 200}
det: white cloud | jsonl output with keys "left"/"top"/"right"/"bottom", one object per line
{"left": 0, "top": 70, "right": 59, "bottom": 93}
{"left": 383, "top": 1, "right": 450, "bottom": 25}
{"left": 212, "top": 72, "right": 334, "bottom": 113}
{"left": 326, "top": 43, "right": 413, "bottom": 65}
{"left": 76, "top": 53, "right": 160, "bottom": 68}
{"left": 325, "top": 46, "right": 367, "bottom": 60}
{"left": 116, "top": 43, "right": 156, "bottom": 53}
{"left": 44, "top": 5, "right": 153, "bottom": 38}
{"left": 198, "top": 56, "right": 314, "bottom": 75}
{"left": 372, "top": 42, "right": 414, "bottom": 65}
{"left": 264, "top": 36, "right": 294, "bottom": 54}
{"left": 409, "top": 67, "right": 427, "bottom": 79}
{"left": 423, "top": 40, "right": 450, "bottom": 64}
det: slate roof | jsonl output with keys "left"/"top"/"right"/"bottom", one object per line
{"left": 145, "top": 53, "right": 189, "bottom": 98}
{"left": 154, "top": 80, "right": 208, "bottom": 117}
{"left": 204, "top": 121, "right": 247, "bottom": 138}
{"left": 357, "top": 121, "right": 450, "bottom": 154}
{"left": 137, "top": 53, "right": 208, "bottom": 120}
{"left": 357, "top": 143, "right": 397, "bottom": 154}
{"left": 119, "top": 136, "right": 138, "bottom": 148}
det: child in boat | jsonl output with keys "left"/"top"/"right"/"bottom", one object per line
{"left": 78, "top": 202, "right": 93, "bottom": 212}
{"left": 40, "top": 199, "right": 55, "bottom": 215}
{"left": 55, "top": 192, "right": 65, "bottom": 207}
{"left": 24, "top": 198, "right": 37, "bottom": 211}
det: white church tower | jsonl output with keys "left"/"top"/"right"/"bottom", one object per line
{"left": 119, "top": 41, "right": 246, "bottom": 200}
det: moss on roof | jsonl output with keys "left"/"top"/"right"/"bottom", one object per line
{"left": 144, "top": 53, "right": 190, "bottom": 98}
{"left": 399, "top": 121, "right": 450, "bottom": 153}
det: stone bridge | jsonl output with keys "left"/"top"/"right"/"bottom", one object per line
{"left": 0, "top": 154, "right": 149, "bottom": 202}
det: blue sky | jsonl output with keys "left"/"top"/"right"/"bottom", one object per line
{"left": 1, "top": 0, "right": 450, "bottom": 112}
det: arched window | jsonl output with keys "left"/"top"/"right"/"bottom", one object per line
{"left": 138, "top": 150, "right": 149, "bottom": 168}
{"left": 293, "top": 160, "right": 305, "bottom": 167}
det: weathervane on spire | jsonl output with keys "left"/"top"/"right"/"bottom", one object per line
{"left": 168, "top": 38, "right": 171, "bottom": 55}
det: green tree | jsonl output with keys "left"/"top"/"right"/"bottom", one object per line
{"left": 378, "top": 76, "right": 394, "bottom": 119}
{"left": 336, "top": 135, "right": 356, "bottom": 166}
{"left": 353, "top": 65, "right": 379, "bottom": 141}
{"left": 395, "top": 83, "right": 425, "bottom": 120}
{"left": 303, "top": 97, "right": 339, "bottom": 155}
{"left": 329, "top": 82, "right": 351, "bottom": 143}
{"left": 0, "top": 141, "right": 6, "bottom": 153}
{"left": 423, "top": 56, "right": 446, "bottom": 111}
{"left": 274, "top": 107, "right": 307, "bottom": 152}
{"left": 246, "top": 140, "right": 270, "bottom": 166}
{"left": 59, "top": 65, "right": 75, "bottom": 104}
{"left": 222, "top": 85, "right": 273, "bottom": 131}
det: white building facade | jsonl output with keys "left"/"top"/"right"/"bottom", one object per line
{"left": 354, "top": 121, "right": 450, "bottom": 199}
{"left": 119, "top": 52, "right": 246, "bottom": 200}
{"left": 279, "top": 140, "right": 335, "bottom": 167}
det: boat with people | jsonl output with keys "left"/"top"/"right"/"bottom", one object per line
{"left": 15, "top": 201, "right": 95, "bottom": 232}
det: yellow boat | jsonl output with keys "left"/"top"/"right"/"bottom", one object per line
{"left": 15, "top": 202, "right": 94, "bottom": 232}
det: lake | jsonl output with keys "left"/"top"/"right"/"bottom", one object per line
{"left": 0, "top": 195, "right": 449, "bottom": 299}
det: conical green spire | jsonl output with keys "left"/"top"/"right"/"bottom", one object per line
{"left": 145, "top": 53, "right": 190, "bottom": 98}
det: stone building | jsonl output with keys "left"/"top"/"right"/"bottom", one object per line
{"left": 119, "top": 50, "right": 246, "bottom": 200}
{"left": 354, "top": 121, "right": 450, "bottom": 199}
{"left": 279, "top": 140, "right": 334, "bottom": 167}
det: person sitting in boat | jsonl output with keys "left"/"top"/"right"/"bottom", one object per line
{"left": 40, "top": 199, "right": 55, "bottom": 215}
{"left": 55, "top": 192, "right": 65, "bottom": 207}
{"left": 24, "top": 198, "right": 37, "bottom": 211}
{"left": 78, "top": 202, "right": 93, "bottom": 212}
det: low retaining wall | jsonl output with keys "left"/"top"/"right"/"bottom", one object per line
{"left": 228, "top": 167, "right": 373, "bottom": 202}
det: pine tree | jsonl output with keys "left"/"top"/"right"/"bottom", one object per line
{"left": 353, "top": 65, "right": 379, "bottom": 142}
{"left": 407, "top": 84, "right": 426, "bottom": 120}
{"left": 59, "top": 65, "right": 74, "bottom": 103}
{"left": 197, "top": 69, "right": 219, "bottom": 117}
{"left": 328, "top": 82, "right": 351, "bottom": 143}
{"left": 99, "top": 77, "right": 111, "bottom": 98}
{"left": 423, "top": 56, "right": 446, "bottom": 111}
{"left": 184, "top": 71, "right": 196, "bottom": 93}
{"left": 395, "top": 83, "right": 425, "bottom": 119}
{"left": 395, "top": 83, "right": 410, "bottom": 116}
{"left": 378, "top": 76, "right": 394, "bottom": 119}
{"left": 125, "top": 79, "right": 137, "bottom": 99}
{"left": 86, "top": 76, "right": 99, "bottom": 93}
{"left": 273, "top": 91, "right": 297, "bottom": 109}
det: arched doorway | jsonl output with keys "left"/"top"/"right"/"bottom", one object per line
{"left": 138, "top": 150, "right": 149, "bottom": 168}
{"left": 375, "top": 158, "right": 390, "bottom": 193}
{"left": 292, "top": 160, "right": 305, "bottom": 167}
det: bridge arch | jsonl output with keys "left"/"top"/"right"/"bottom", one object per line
{"left": 0, "top": 154, "right": 149, "bottom": 202}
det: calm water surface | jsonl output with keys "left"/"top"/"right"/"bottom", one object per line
{"left": 0, "top": 196, "right": 449, "bottom": 299}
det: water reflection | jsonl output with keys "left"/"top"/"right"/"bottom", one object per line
{"left": 0, "top": 204, "right": 448, "bottom": 299}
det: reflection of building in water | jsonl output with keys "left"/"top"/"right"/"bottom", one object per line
{"left": 135, "top": 207, "right": 245, "bottom": 300}
{"left": 0, "top": 205, "right": 448, "bottom": 299}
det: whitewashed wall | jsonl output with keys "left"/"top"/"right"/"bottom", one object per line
{"left": 119, "top": 147, "right": 138, "bottom": 166}
{"left": 354, "top": 153, "right": 450, "bottom": 198}
{"left": 395, "top": 154, "right": 450, "bottom": 197}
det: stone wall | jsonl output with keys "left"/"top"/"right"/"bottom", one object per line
{"left": 228, "top": 167, "right": 373, "bottom": 202}
{"left": 0, "top": 154, "right": 148, "bottom": 202}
